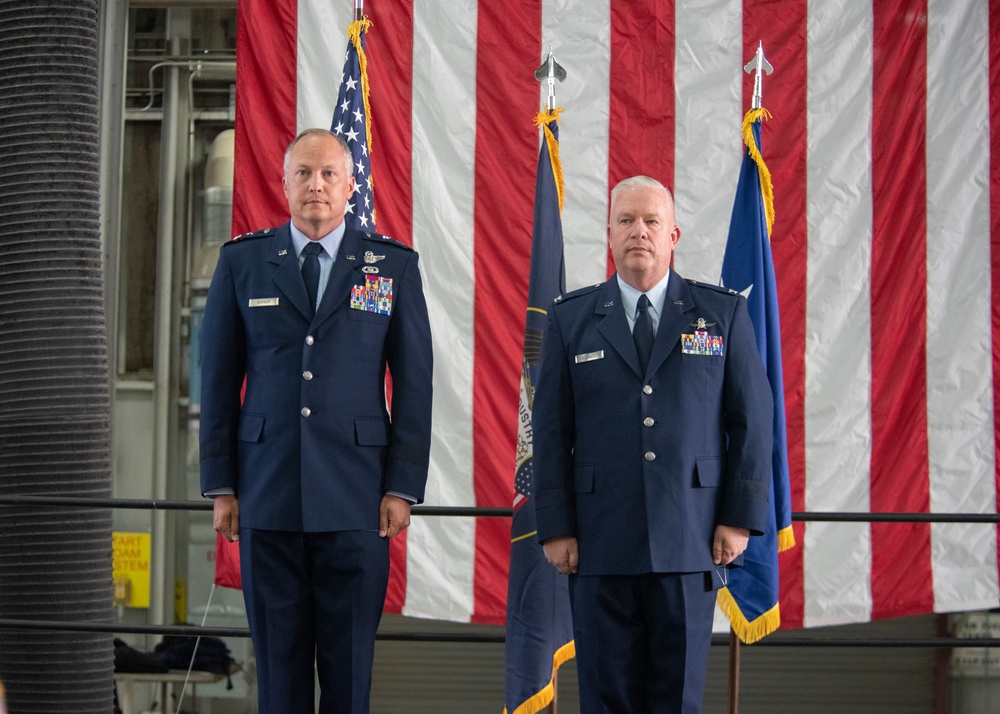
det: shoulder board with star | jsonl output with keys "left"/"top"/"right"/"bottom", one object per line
{"left": 685, "top": 278, "right": 739, "bottom": 296}
{"left": 225, "top": 227, "right": 276, "bottom": 245}
{"left": 361, "top": 232, "right": 414, "bottom": 252}
{"left": 553, "top": 283, "right": 602, "bottom": 304}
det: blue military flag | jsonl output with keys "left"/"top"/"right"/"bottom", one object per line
{"left": 331, "top": 18, "right": 376, "bottom": 231}
{"left": 718, "top": 107, "right": 796, "bottom": 643}
{"left": 503, "top": 109, "right": 574, "bottom": 714}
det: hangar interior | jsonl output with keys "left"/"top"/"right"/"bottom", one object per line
{"left": 92, "top": 2, "right": 998, "bottom": 712}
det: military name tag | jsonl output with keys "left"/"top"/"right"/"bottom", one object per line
{"left": 249, "top": 297, "right": 280, "bottom": 307}
{"left": 681, "top": 331, "right": 724, "bottom": 356}
{"left": 574, "top": 350, "right": 604, "bottom": 364}
{"left": 350, "top": 276, "right": 393, "bottom": 315}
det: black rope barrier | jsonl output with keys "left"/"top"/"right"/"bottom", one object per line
{"left": 1, "top": 494, "right": 998, "bottom": 648}
{"left": 2, "top": 617, "right": 1000, "bottom": 648}
{"left": 0, "top": 495, "right": 511, "bottom": 518}
{"left": 0, "top": 495, "right": 998, "bottom": 523}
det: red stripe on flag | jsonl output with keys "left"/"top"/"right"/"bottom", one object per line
{"left": 368, "top": 0, "right": 414, "bottom": 247}
{"left": 742, "top": 0, "right": 809, "bottom": 631}
{"left": 869, "top": 0, "right": 933, "bottom": 620}
{"left": 366, "top": 0, "right": 415, "bottom": 616}
{"left": 471, "top": 1, "right": 540, "bottom": 624}
{"left": 607, "top": 0, "right": 676, "bottom": 276}
{"left": 990, "top": 0, "right": 1000, "bottom": 584}
{"left": 232, "top": 0, "right": 297, "bottom": 236}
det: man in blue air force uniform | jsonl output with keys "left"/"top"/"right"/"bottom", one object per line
{"left": 534, "top": 176, "right": 772, "bottom": 714}
{"left": 199, "top": 129, "right": 432, "bottom": 714}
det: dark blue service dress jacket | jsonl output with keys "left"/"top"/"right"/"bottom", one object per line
{"left": 533, "top": 272, "right": 773, "bottom": 575}
{"left": 199, "top": 222, "right": 433, "bottom": 533}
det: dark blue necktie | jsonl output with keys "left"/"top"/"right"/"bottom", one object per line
{"left": 301, "top": 241, "right": 323, "bottom": 315}
{"left": 633, "top": 294, "right": 653, "bottom": 374}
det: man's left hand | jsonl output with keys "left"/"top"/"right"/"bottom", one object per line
{"left": 379, "top": 495, "right": 412, "bottom": 538}
{"left": 712, "top": 525, "right": 750, "bottom": 565}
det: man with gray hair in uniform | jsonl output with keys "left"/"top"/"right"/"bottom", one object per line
{"left": 533, "top": 175, "right": 772, "bottom": 713}
{"left": 200, "top": 128, "right": 433, "bottom": 713}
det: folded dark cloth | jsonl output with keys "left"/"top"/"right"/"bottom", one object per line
{"left": 113, "top": 638, "right": 169, "bottom": 674}
{"left": 153, "top": 633, "right": 235, "bottom": 689}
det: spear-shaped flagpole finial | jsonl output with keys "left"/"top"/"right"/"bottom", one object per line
{"left": 354, "top": 0, "right": 364, "bottom": 22}
{"left": 744, "top": 41, "right": 773, "bottom": 109}
{"left": 534, "top": 47, "right": 567, "bottom": 112}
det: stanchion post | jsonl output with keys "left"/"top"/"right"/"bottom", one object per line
{"left": 729, "top": 627, "right": 741, "bottom": 714}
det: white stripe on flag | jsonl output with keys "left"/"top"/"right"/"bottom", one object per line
{"left": 404, "top": 0, "right": 480, "bottom": 621}
{"left": 925, "top": 0, "right": 999, "bottom": 612}
{"left": 297, "top": 0, "right": 349, "bottom": 131}
{"left": 673, "top": 0, "right": 743, "bottom": 284}
{"left": 542, "top": 0, "right": 612, "bottom": 290}
{"left": 672, "top": 0, "right": 744, "bottom": 633}
{"left": 803, "top": 0, "right": 874, "bottom": 628}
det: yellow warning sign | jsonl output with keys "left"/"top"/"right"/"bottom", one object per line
{"left": 112, "top": 532, "right": 151, "bottom": 608}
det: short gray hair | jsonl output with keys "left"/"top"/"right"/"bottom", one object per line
{"left": 610, "top": 175, "right": 672, "bottom": 203}
{"left": 283, "top": 128, "right": 353, "bottom": 176}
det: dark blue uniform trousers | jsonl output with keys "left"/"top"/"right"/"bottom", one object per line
{"left": 569, "top": 571, "right": 718, "bottom": 714}
{"left": 239, "top": 528, "right": 389, "bottom": 714}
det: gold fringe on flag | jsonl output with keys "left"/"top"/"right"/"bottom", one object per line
{"left": 741, "top": 107, "right": 775, "bottom": 237}
{"left": 717, "top": 585, "right": 781, "bottom": 645}
{"left": 348, "top": 18, "right": 375, "bottom": 196}
{"left": 503, "top": 640, "right": 577, "bottom": 714}
{"left": 533, "top": 108, "right": 565, "bottom": 215}
{"left": 777, "top": 524, "right": 796, "bottom": 552}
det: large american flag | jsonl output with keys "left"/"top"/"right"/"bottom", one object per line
{"left": 232, "top": 0, "right": 1000, "bottom": 630}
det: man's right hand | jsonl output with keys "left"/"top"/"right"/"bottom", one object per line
{"left": 542, "top": 536, "right": 579, "bottom": 575}
{"left": 213, "top": 494, "right": 240, "bottom": 542}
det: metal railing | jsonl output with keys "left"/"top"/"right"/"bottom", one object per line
{"left": 0, "top": 494, "right": 998, "bottom": 648}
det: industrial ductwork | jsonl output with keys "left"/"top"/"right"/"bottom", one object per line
{"left": 0, "top": 1, "right": 114, "bottom": 710}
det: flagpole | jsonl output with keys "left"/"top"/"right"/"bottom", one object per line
{"left": 743, "top": 41, "right": 773, "bottom": 110}
{"left": 536, "top": 48, "right": 566, "bottom": 714}
{"left": 728, "top": 628, "right": 741, "bottom": 714}
{"left": 534, "top": 47, "right": 566, "bottom": 114}
{"left": 727, "top": 40, "right": 774, "bottom": 714}
{"left": 354, "top": 0, "right": 364, "bottom": 22}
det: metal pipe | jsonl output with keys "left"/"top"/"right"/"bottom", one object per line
{"left": 130, "top": 0, "right": 235, "bottom": 7}
{"left": 138, "top": 59, "right": 236, "bottom": 112}
{"left": 2, "top": 618, "right": 999, "bottom": 649}
{"left": 150, "top": 21, "right": 188, "bottom": 630}
{"left": 0, "top": 496, "right": 998, "bottom": 523}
